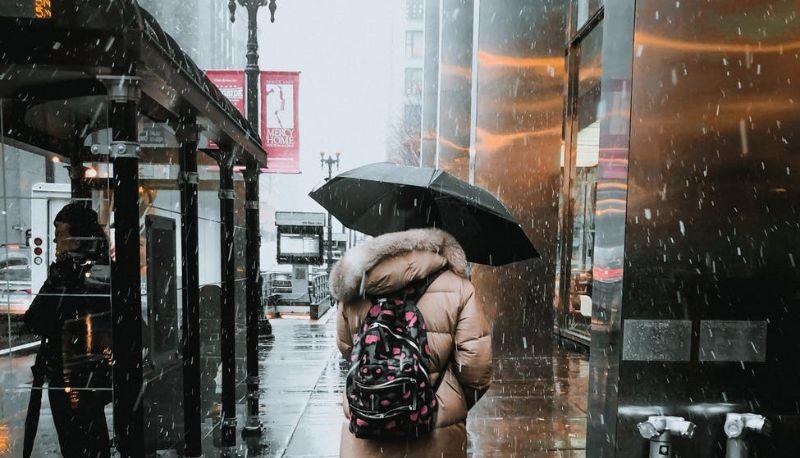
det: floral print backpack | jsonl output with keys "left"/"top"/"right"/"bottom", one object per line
{"left": 346, "top": 271, "right": 446, "bottom": 439}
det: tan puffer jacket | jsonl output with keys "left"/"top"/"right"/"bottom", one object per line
{"left": 331, "top": 228, "right": 492, "bottom": 457}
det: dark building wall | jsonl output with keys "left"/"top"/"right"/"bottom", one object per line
{"left": 420, "top": 0, "right": 440, "bottom": 168}
{"left": 435, "top": 0, "right": 473, "bottom": 181}
{"left": 589, "top": 0, "right": 800, "bottom": 456}
{"left": 469, "top": 0, "right": 567, "bottom": 356}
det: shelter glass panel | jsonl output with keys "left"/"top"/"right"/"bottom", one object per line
{"left": 0, "top": 97, "right": 114, "bottom": 456}
{"left": 196, "top": 152, "right": 223, "bottom": 445}
{"left": 138, "top": 141, "right": 185, "bottom": 453}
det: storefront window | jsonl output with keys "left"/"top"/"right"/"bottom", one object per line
{"left": 558, "top": 20, "right": 602, "bottom": 341}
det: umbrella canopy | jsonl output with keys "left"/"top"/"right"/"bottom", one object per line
{"left": 309, "top": 163, "right": 539, "bottom": 265}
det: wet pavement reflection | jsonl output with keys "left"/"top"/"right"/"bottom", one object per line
{"left": 230, "top": 310, "right": 589, "bottom": 457}
{"left": 0, "top": 310, "right": 588, "bottom": 456}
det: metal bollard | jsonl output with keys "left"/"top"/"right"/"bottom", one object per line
{"left": 637, "top": 416, "right": 696, "bottom": 458}
{"left": 723, "top": 413, "right": 770, "bottom": 458}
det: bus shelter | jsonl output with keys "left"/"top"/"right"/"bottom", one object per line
{"left": 0, "top": 1, "right": 266, "bottom": 455}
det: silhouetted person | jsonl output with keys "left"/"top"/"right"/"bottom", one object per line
{"left": 24, "top": 203, "right": 112, "bottom": 458}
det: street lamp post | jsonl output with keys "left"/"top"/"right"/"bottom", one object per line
{"left": 320, "top": 152, "right": 340, "bottom": 274}
{"left": 228, "top": 0, "right": 277, "bottom": 130}
{"left": 227, "top": 0, "right": 277, "bottom": 441}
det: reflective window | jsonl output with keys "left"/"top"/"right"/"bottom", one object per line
{"left": 572, "top": 0, "right": 603, "bottom": 34}
{"left": 405, "top": 30, "right": 424, "bottom": 58}
{"left": 560, "top": 21, "right": 602, "bottom": 339}
{"left": 406, "top": 0, "right": 424, "bottom": 20}
{"left": 405, "top": 67, "right": 423, "bottom": 96}
{"left": 403, "top": 104, "right": 422, "bottom": 132}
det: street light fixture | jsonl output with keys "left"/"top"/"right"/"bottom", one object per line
{"left": 320, "top": 152, "right": 341, "bottom": 275}
{"left": 227, "top": 0, "right": 277, "bottom": 130}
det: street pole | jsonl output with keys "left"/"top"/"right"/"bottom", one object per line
{"left": 176, "top": 116, "right": 202, "bottom": 457}
{"left": 105, "top": 75, "right": 144, "bottom": 457}
{"left": 320, "top": 152, "right": 340, "bottom": 275}
{"left": 227, "top": 0, "right": 276, "bottom": 441}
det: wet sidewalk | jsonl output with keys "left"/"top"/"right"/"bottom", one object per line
{"left": 245, "top": 309, "right": 589, "bottom": 457}
{"left": 0, "top": 309, "right": 588, "bottom": 457}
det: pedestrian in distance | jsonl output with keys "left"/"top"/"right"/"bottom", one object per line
{"left": 332, "top": 228, "right": 492, "bottom": 457}
{"left": 23, "top": 203, "right": 112, "bottom": 458}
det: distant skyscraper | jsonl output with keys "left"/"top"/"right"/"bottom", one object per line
{"left": 386, "top": 0, "right": 425, "bottom": 165}
{"left": 137, "top": 0, "right": 246, "bottom": 70}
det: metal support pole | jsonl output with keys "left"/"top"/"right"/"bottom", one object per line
{"left": 242, "top": 162, "right": 266, "bottom": 437}
{"left": 177, "top": 118, "right": 202, "bottom": 457}
{"left": 320, "top": 152, "right": 339, "bottom": 274}
{"left": 245, "top": 3, "right": 260, "bottom": 131}
{"left": 107, "top": 77, "right": 144, "bottom": 457}
{"left": 327, "top": 211, "right": 333, "bottom": 274}
{"left": 219, "top": 161, "right": 237, "bottom": 451}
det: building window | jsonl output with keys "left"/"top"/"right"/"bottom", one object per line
{"left": 403, "top": 104, "right": 421, "bottom": 132}
{"left": 555, "top": 18, "right": 603, "bottom": 342}
{"left": 406, "top": 0, "right": 423, "bottom": 20}
{"left": 405, "top": 68, "right": 423, "bottom": 97}
{"left": 405, "top": 31, "right": 424, "bottom": 59}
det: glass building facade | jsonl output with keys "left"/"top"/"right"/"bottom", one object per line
{"left": 422, "top": 0, "right": 800, "bottom": 455}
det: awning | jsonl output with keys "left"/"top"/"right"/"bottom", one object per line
{"left": 0, "top": 0, "right": 266, "bottom": 166}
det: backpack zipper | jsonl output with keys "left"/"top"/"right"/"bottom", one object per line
{"left": 354, "top": 376, "right": 416, "bottom": 390}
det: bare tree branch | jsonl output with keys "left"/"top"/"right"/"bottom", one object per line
{"left": 387, "top": 94, "right": 422, "bottom": 166}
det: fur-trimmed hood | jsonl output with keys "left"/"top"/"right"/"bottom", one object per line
{"left": 330, "top": 228, "right": 468, "bottom": 302}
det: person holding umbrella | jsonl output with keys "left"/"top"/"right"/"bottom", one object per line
{"left": 311, "top": 163, "right": 539, "bottom": 456}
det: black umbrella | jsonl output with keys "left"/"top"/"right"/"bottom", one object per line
{"left": 309, "top": 162, "right": 539, "bottom": 265}
{"left": 23, "top": 347, "right": 46, "bottom": 458}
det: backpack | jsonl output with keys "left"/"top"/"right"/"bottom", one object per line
{"left": 345, "top": 271, "right": 445, "bottom": 439}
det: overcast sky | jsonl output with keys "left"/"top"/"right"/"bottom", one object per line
{"left": 255, "top": 0, "right": 397, "bottom": 215}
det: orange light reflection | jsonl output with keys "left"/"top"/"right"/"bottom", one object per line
{"left": 476, "top": 126, "right": 561, "bottom": 152}
{"left": 478, "top": 51, "right": 564, "bottom": 74}
{"left": 438, "top": 137, "right": 469, "bottom": 153}
{"left": 440, "top": 63, "right": 471, "bottom": 80}
{"left": 636, "top": 32, "right": 800, "bottom": 54}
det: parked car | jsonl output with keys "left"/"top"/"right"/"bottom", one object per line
{"left": 0, "top": 249, "right": 33, "bottom": 315}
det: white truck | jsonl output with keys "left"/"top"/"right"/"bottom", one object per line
{"left": 29, "top": 183, "right": 72, "bottom": 296}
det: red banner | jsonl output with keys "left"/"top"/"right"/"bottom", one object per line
{"left": 206, "top": 70, "right": 246, "bottom": 115}
{"left": 206, "top": 70, "right": 300, "bottom": 173}
{"left": 261, "top": 71, "right": 300, "bottom": 174}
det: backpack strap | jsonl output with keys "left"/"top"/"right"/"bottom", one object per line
{"left": 408, "top": 268, "right": 446, "bottom": 301}
{"left": 367, "top": 267, "right": 447, "bottom": 304}
{"left": 417, "top": 268, "right": 449, "bottom": 394}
